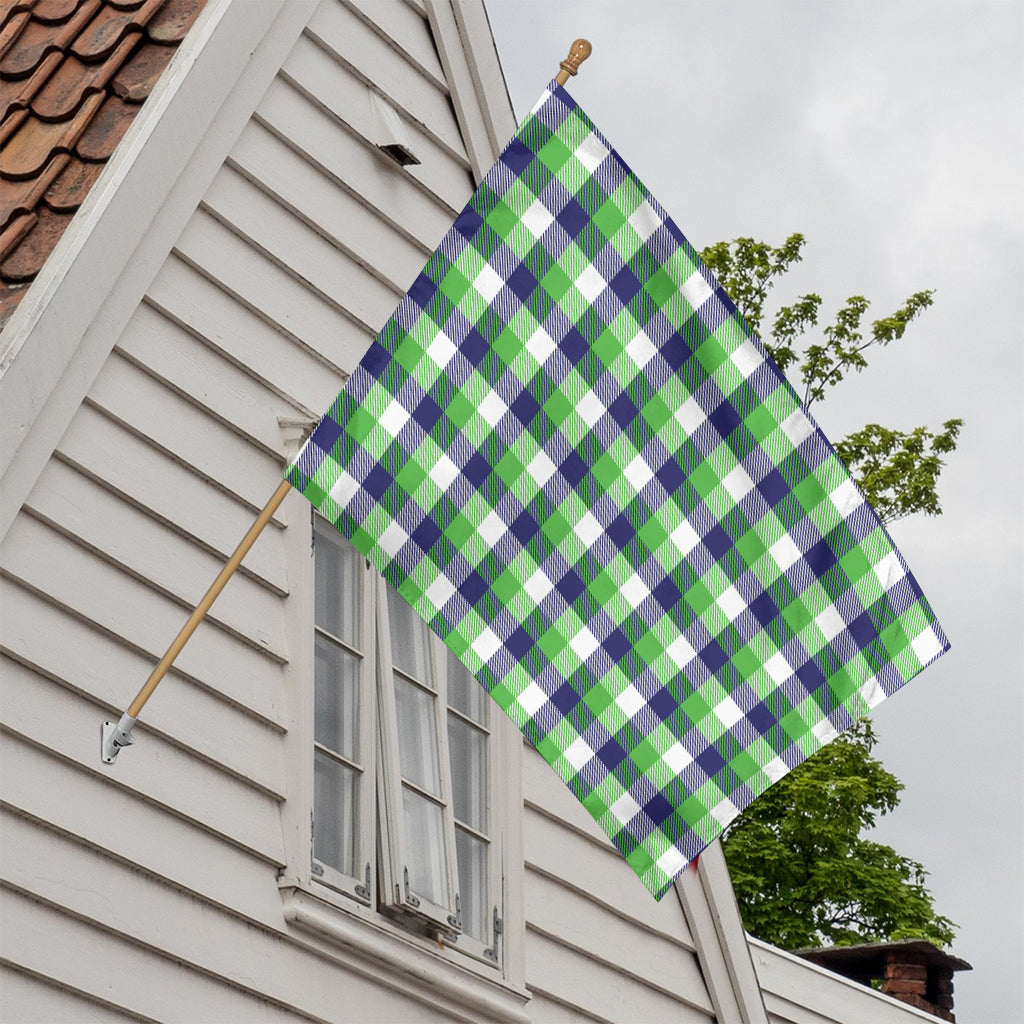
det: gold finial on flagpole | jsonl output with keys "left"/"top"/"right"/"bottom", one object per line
{"left": 555, "top": 39, "right": 592, "bottom": 86}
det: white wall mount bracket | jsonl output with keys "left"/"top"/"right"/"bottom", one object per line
{"left": 101, "top": 713, "right": 137, "bottom": 764}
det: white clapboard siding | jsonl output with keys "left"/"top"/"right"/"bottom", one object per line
{"left": 86, "top": 352, "right": 285, "bottom": 520}
{"left": 1, "top": 814, "right": 470, "bottom": 1024}
{"left": 519, "top": 991, "right": 607, "bottom": 1024}
{"left": 210, "top": 158, "right": 425, "bottom": 300}
{"left": 253, "top": 71, "right": 458, "bottom": 241}
{"left": 0, "top": 815, "right": 437, "bottom": 1024}
{"left": 525, "top": 927, "right": 715, "bottom": 1024}
{"left": 269, "top": 47, "right": 473, "bottom": 214}
{"left": 304, "top": 0, "right": 463, "bottom": 156}
{"left": 116, "top": 303, "right": 296, "bottom": 463}
{"left": 1, "top": 516, "right": 285, "bottom": 726}
{"left": 525, "top": 870, "right": 709, "bottom": 1006}
{"left": 342, "top": 0, "right": 446, "bottom": 88}
{"left": 0, "top": 663, "right": 285, "bottom": 863}
{"left": 0, "top": 745, "right": 284, "bottom": 929}
{"left": 54, "top": 403, "right": 289, "bottom": 591}
{"left": 145, "top": 255, "right": 345, "bottom": 417}
{"left": 200, "top": 172, "right": 403, "bottom": 333}
{"left": 522, "top": 742, "right": 717, "bottom": 1020}
{"left": 0, "top": 965, "right": 145, "bottom": 1024}
{"left": 0, "top": 888, "right": 310, "bottom": 1024}
{"left": 2, "top": 584, "right": 286, "bottom": 795}
{"left": 523, "top": 745, "right": 696, "bottom": 946}
{"left": 24, "top": 460, "right": 286, "bottom": 646}
{"left": 227, "top": 122, "right": 432, "bottom": 274}
{"left": 176, "top": 206, "right": 376, "bottom": 362}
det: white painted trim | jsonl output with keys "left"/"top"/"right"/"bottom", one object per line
{"left": 674, "top": 841, "right": 769, "bottom": 1024}
{"left": 749, "top": 937, "right": 942, "bottom": 1023}
{"left": 495, "top": 713, "right": 526, "bottom": 990}
{"left": 451, "top": 0, "right": 517, "bottom": 146}
{"left": 424, "top": 0, "right": 516, "bottom": 181}
{"left": 282, "top": 888, "right": 532, "bottom": 1023}
{"left": 0, "top": 0, "right": 319, "bottom": 542}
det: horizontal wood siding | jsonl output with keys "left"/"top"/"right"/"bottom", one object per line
{"left": 522, "top": 744, "right": 715, "bottom": 1021}
{"left": 0, "top": 0, "right": 481, "bottom": 1020}
{"left": 0, "top": 965, "right": 144, "bottom": 1024}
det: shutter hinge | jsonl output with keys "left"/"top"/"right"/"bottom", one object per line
{"left": 484, "top": 906, "right": 502, "bottom": 962}
{"left": 354, "top": 862, "right": 372, "bottom": 904}
{"left": 447, "top": 892, "right": 461, "bottom": 930}
{"left": 403, "top": 866, "right": 421, "bottom": 908}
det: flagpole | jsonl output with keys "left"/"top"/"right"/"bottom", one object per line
{"left": 554, "top": 39, "right": 592, "bottom": 85}
{"left": 101, "top": 477, "right": 293, "bottom": 763}
{"left": 101, "top": 41, "right": 593, "bottom": 765}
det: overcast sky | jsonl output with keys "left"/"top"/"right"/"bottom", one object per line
{"left": 485, "top": 3, "right": 1023, "bottom": 1020}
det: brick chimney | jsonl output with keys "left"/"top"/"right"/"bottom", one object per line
{"left": 795, "top": 939, "right": 971, "bottom": 1021}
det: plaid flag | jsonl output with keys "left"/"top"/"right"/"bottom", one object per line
{"left": 287, "top": 82, "right": 949, "bottom": 899}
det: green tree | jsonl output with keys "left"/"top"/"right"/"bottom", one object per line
{"left": 701, "top": 234, "right": 960, "bottom": 950}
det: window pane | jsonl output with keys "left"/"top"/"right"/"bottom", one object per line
{"left": 394, "top": 675, "right": 441, "bottom": 796}
{"left": 447, "top": 648, "right": 486, "bottom": 724}
{"left": 455, "top": 827, "right": 489, "bottom": 942}
{"left": 313, "top": 750, "right": 358, "bottom": 877}
{"left": 448, "top": 715, "right": 487, "bottom": 833}
{"left": 315, "top": 634, "right": 359, "bottom": 760}
{"left": 315, "top": 523, "right": 361, "bottom": 645}
{"left": 402, "top": 788, "right": 448, "bottom": 907}
{"left": 387, "top": 586, "right": 433, "bottom": 684}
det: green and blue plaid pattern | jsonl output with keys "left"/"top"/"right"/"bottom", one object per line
{"left": 287, "top": 82, "right": 949, "bottom": 899}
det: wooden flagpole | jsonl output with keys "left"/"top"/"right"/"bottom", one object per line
{"left": 102, "top": 478, "right": 293, "bottom": 763}
{"left": 101, "top": 39, "right": 593, "bottom": 765}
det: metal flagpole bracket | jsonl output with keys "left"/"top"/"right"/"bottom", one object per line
{"left": 101, "top": 712, "right": 137, "bottom": 764}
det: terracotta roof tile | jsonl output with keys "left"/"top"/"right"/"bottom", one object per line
{"left": 0, "top": 48, "right": 61, "bottom": 121}
{"left": 32, "top": 0, "right": 84, "bottom": 23}
{"left": 33, "top": 32, "right": 139, "bottom": 118}
{"left": 110, "top": 33, "right": 170, "bottom": 99}
{"left": 0, "top": 105, "right": 30, "bottom": 145}
{"left": 1, "top": 0, "right": 99, "bottom": 77}
{"left": 0, "top": 0, "right": 207, "bottom": 327}
{"left": 0, "top": 90, "right": 102, "bottom": 176}
{"left": 0, "top": 1, "right": 37, "bottom": 23}
{"left": 42, "top": 152, "right": 101, "bottom": 208}
{"left": 0, "top": 210, "right": 37, "bottom": 261}
{"left": 1, "top": 203, "right": 75, "bottom": 279}
{"left": 74, "top": 90, "right": 132, "bottom": 158}
{"left": 0, "top": 10, "right": 32, "bottom": 60}
{"left": 69, "top": 0, "right": 160, "bottom": 61}
{"left": 1, "top": 150, "right": 71, "bottom": 228}
{"left": 146, "top": 0, "right": 201, "bottom": 44}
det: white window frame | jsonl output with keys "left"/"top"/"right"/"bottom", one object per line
{"left": 309, "top": 517, "right": 377, "bottom": 904}
{"left": 284, "top": 509, "right": 520, "bottom": 977}
{"left": 375, "top": 574, "right": 505, "bottom": 961}
{"left": 375, "top": 573, "right": 461, "bottom": 932}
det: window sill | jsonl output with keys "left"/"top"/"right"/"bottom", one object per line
{"left": 279, "top": 886, "right": 531, "bottom": 1023}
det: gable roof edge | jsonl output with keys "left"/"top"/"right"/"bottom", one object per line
{"left": 425, "top": 0, "right": 516, "bottom": 182}
{"left": 0, "top": 0, "right": 317, "bottom": 542}
{"left": 674, "top": 840, "right": 769, "bottom": 1023}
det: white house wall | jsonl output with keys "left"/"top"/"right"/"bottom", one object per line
{"left": 0, "top": 1, "right": 731, "bottom": 1021}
